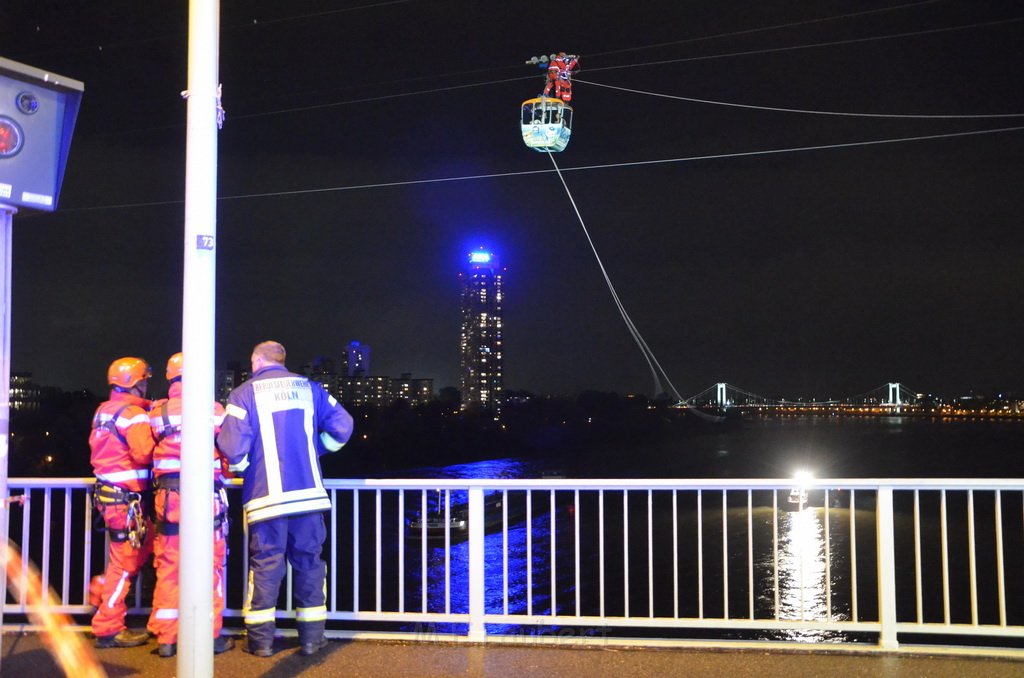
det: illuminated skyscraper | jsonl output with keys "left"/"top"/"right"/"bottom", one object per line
{"left": 459, "top": 249, "right": 504, "bottom": 412}
{"left": 344, "top": 341, "right": 370, "bottom": 377}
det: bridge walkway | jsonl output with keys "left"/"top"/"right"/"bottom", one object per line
{"left": 3, "top": 631, "right": 1022, "bottom": 677}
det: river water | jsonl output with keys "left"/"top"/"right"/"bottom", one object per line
{"left": 376, "top": 415, "right": 1023, "bottom": 642}
{"left": 392, "top": 414, "right": 1024, "bottom": 480}
{"left": 565, "top": 414, "right": 1023, "bottom": 480}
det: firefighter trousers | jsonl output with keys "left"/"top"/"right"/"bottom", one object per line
{"left": 243, "top": 512, "right": 327, "bottom": 647}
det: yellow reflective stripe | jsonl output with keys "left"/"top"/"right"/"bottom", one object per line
{"left": 225, "top": 403, "right": 247, "bottom": 420}
{"left": 228, "top": 456, "right": 250, "bottom": 473}
{"left": 320, "top": 431, "right": 344, "bottom": 451}
{"left": 296, "top": 605, "right": 327, "bottom": 622}
{"left": 245, "top": 496, "right": 331, "bottom": 525}
{"left": 243, "top": 569, "right": 276, "bottom": 625}
{"left": 245, "top": 487, "right": 327, "bottom": 514}
{"left": 244, "top": 607, "right": 277, "bottom": 625}
{"left": 243, "top": 570, "right": 255, "bottom": 613}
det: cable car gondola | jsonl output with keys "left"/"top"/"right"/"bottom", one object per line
{"left": 520, "top": 97, "right": 573, "bottom": 152}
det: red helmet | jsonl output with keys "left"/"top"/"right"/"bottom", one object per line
{"left": 166, "top": 352, "right": 183, "bottom": 381}
{"left": 107, "top": 357, "right": 152, "bottom": 388}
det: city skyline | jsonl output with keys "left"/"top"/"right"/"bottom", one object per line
{"left": 2, "top": 1, "right": 1022, "bottom": 399}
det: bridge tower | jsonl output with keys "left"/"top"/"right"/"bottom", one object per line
{"left": 716, "top": 383, "right": 728, "bottom": 408}
{"left": 885, "top": 382, "right": 903, "bottom": 412}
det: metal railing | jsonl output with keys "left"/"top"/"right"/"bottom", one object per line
{"left": 3, "top": 477, "right": 1023, "bottom": 655}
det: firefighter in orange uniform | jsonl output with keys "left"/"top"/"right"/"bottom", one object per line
{"left": 542, "top": 52, "right": 579, "bottom": 102}
{"left": 89, "top": 357, "right": 155, "bottom": 649}
{"left": 146, "top": 352, "right": 235, "bottom": 657}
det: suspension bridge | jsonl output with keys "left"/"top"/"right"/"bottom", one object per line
{"left": 678, "top": 382, "right": 921, "bottom": 412}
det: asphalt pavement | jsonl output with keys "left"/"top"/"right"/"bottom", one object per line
{"left": 3, "top": 631, "right": 1024, "bottom": 677}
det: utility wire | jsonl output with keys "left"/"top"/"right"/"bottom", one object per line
{"left": 231, "top": 0, "right": 421, "bottom": 28}
{"left": 586, "top": 0, "right": 947, "bottom": 59}
{"left": 577, "top": 78, "right": 1024, "bottom": 119}
{"left": 80, "top": 14, "right": 1023, "bottom": 136}
{"left": 586, "top": 17, "right": 1023, "bottom": 73}
{"left": 230, "top": 1, "right": 949, "bottom": 109}
{"left": 54, "top": 125, "right": 1024, "bottom": 212}
{"left": 10, "top": 0, "right": 925, "bottom": 133}
{"left": 14, "top": 0, "right": 423, "bottom": 59}
{"left": 231, "top": 0, "right": 959, "bottom": 115}
{"left": 228, "top": 76, "right": 530, "bottom": 121}
{"left": 227, "top": 16, "right": 1024, "bottom": 122}
{"left": 546, "top": 151, "right": 683, "bottom": 401}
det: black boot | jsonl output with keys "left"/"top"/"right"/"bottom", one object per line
{"left": 95, "top": 628, "right": 149, "bottom": 649}
{"left": 299, "top": 637, "right": 328, "bottom": 656}
{"left": 214, "top": 636, "right": 235, "bottom": 654}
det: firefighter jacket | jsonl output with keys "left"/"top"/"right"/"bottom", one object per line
{"left": 149, "top": 380, "right": 229, "bottom": 484}
{"left": 216, "top": 364, "right": 354, "bottom": 525}
{"left": 89, "top": 391, "right": 155, "bottom": 491}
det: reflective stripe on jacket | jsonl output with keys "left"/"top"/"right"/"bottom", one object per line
{"left": 216, "top": 365, "right": 353, "bottom": 525}
{"left": 90, "top": 391, "right": 154, "bottom": 492}
{"left": 149, "top": 380, "right": 229, "bottom": 483}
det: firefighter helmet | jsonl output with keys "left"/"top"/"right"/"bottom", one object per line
{"left": 107, "top": 357, "right": 152, "bottom": 389}
{"left": 166, "top": 352, "right": 183, "bottom": 381}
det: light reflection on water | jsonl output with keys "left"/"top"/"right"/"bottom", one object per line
{"left": 779, "top": 507, "right": 829, "bottom": 621}
{"left": 398, "top": 459, "right": 867, "bottom": 642}
{"left": 769, "top": 505, "right": 851, "bottom": 642}
{"left": 383, "top": 416, "right": 1022, "bottom": 641}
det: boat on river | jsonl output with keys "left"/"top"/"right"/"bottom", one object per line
{"left": 407, "top": 492, "right": 530, "bottom": 540}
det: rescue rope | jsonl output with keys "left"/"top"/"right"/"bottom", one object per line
{"left": 545, "top": 150, "right": 683, "bottom": 401}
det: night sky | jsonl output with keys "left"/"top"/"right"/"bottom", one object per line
{"left": 2, "top": 1, "right": 1022, "bottom": 400}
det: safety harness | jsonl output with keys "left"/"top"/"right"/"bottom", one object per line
{"left": 92, "top": 481, "right": 148, "bottom": 548}
{"left": 92, "top": 403, "right": 132, "bottom": 446}
{"left": 152, "top": 400, "right": 176, "bottom": 443}
{"left": 153, "top": 473, "right": 230, "bottom": 538}
{"left": 91, "top": 403, "right": 149, "bottom": 548}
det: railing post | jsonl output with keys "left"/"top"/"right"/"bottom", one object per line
{"left": 467, "top": 486, "right": 485, "bottom": 640}
{"left": 0, "top": 205, "right": 13, "bottom": 666}
{"left": 877, "top": 487, "right": 899, "bottom": 650}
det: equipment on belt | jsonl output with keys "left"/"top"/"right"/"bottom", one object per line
{"left": 152, "top": 474, "right": 230, "bottom": 539}
{"left": 92, "top": 482, "right": 149, "bottom": 548}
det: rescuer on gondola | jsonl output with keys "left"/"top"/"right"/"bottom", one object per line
{"left": 542, "top": 52, "right": 580, "bottom": 102}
